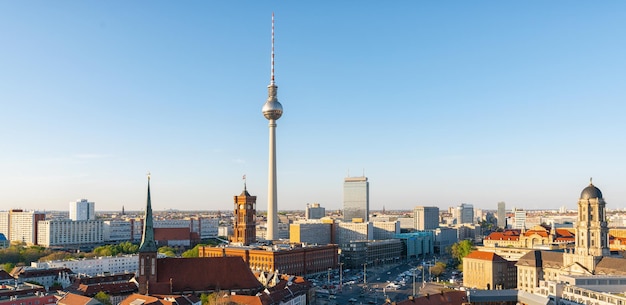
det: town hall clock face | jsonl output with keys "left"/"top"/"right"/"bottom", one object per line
{"left": 240, "top": 204, "right": 244, "bottom": 209}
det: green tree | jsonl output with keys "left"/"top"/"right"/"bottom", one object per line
{"left": 39, "top": 251, "right": 73, "bottom": 262}
{"left": 449, "top": 239, "right": 474, "bottom": 270}
{"left": 429, "top": 262, "right": 446, "bottom": 280}
{"left": 158, "top": 246, "right": 176, "bottom": 257}
{"left": 182, "top": 244, "right": 206, "bottom": 258}
{"left": 200, "top": 293, "right": 210, "bottom": 305}
{"left": 94, "top": 291, "right": 113, "bottom": 305}
{"left": 2, "top": 262, "right": 15, "bottom": 273}
{"left": 119, "top": 241, "right": 139, "bottom": 254}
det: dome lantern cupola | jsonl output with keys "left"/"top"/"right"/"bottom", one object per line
{"left": 580, "top": 178, "right": 603, "bottom": 200}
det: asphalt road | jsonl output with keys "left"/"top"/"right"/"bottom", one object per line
{"left": 314, "top": 262, "right": 452, "bottom": 305}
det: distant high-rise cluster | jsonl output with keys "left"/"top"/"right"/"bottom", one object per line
{"left": 343, "top": 176, "right": 369, "bottom": 222}
{"left": 497, "top": 201, "right": 506, "bottom": 228}
{"left": 513, "top": 208, "right": 526, "bottom": 229}
{"left": 69, "top": 199, "right": 95, "bottom": 221}
{"left": 455, "top": 203, "right": 474, "bottom": 224}
{"left": 305, "top": 203, "right": 325, "bottom": 220}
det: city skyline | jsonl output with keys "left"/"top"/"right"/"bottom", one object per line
{"left": 2, "top": 2, "right": 626, "bottom": 212}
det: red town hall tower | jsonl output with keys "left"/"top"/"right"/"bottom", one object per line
{"left": 231, "top": 182, "right": 257, "bottom": 246}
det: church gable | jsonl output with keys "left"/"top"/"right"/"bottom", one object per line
{"left": 561, "top": 262, "right": 593, "bottom": 276}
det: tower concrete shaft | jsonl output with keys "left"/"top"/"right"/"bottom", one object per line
{"left": 267, "top": 119, "right": 278, "bottom": 240}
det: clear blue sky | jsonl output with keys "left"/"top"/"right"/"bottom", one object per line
{"left": 1, "top": 2, "right": 625, "bottom": 212}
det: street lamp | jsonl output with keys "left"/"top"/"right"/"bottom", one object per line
{"left": 412, "top": 267, "right": 416, "bottom": 296}
{"left": 339, "top": 262, "right": 343, "bottom": 292}
{"left": 363, "top": 263, "right": 367, "bottom": 285}
{"left": 328, "top": 267, "right": 332, "bottom": 288}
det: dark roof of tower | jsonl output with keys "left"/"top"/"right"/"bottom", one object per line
{"left": 139, "top": 177, "right": 157, "bottom": 253}
{"left": 581, "top": 182, "right": 603, "bottom": 200}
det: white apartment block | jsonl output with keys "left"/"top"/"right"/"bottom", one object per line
{"left": 37, "top": 219, "right": 103, "bottom": 247}
{"left": 514, "top": 208, "right": 527, "bottom": 229}
{"left": 69, "top": 199, "right": 95, "bottom": 221}
{"left": 336, "top": 221, "right": 373, "bottom": 246}
{"left": 32, "top": 254, "right": 138, "bottom": 276}
{"left": 372, "top": 221, "right": 400, "bottom": 240}
{"left": 103, "top": 220, "right": 133, "bottom": 242}
{"left": 0, "top": 210, "right": 45, "bottom": 245}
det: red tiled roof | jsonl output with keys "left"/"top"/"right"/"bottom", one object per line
{"left": 150, "top": 257, "right": 263, "bottom": 295}
{"left": 230, "top": 275, "right": 312, "bottom": 305}
{"left": 484, "top": 231, "right": 519, "bottom": 241}
{"left": 120, "top": 294, "right": 173, "bottom": 305}
{"left": 57, "top": 293, "right": 100, "bottom": 305}
{"left": 556, "top": 228, "right": 574, "bottom": 237}
{"left": 464, "top": 251, "right": 507, "bottom": 262}
{"left": 524, "top": 230, "right": 548, "bottom": 237}
{"left": 76, "top": 282, "right": 138, "bottom": 296}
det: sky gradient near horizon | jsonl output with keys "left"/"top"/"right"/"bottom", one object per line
{"left": 1, "top": 2, "right": 626, "bottom": 212}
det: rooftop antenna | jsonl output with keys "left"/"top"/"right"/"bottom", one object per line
{"left": 271, "top": 12, "right": 275, "bottom": 85}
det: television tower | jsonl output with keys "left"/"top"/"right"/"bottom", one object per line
{"left": 262, "top": 13, "right": 283, "bottom": 241}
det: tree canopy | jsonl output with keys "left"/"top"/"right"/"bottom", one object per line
{"left": 93, "top": 242, "right": 139, "bottom": 257}
{"left": 449, "top": 239, "right": 474, "bottom": 270}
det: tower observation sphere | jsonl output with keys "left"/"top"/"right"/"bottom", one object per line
{"left": 262, "top": 85, "right": 283, "bottom": 120}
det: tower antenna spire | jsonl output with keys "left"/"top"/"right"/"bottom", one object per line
{"left": 271, "top": 12, "right": 275, "bottom": 85}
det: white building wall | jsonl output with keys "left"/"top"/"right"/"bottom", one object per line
{"left": 103, "top": 220, "right": 132, "bottom": 242}
{"left": 372, "top": 221, "right": 400, "bottom": 240}
{"left": 37, "top": 220, "right": 103, "bottom": 247}
{"left": 32, "top": 254, "right": 138, "bottom": 276}
{"left": 336, "top": 222, "right": 373, "bottom": 245}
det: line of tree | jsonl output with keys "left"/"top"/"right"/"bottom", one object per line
{"left": 0, "top": 243, "right": 53, "bottom": 272}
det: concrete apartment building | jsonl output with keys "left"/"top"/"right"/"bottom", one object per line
{"left": 0, "top": 210, "right": 45, "bottom": 245}
{"left": 413, "top": 206, "right": 440, "bottom": 230}
{"left": 69, "top": 199, "right": 95, "bottom": 221}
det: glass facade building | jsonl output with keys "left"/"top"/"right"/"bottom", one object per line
{"left": 343, "top": 176, "right": 369, "bottom": 222}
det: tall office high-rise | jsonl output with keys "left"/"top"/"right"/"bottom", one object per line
{"left": 69, "top": 199, "right": 95, "bottom": 221}
{"left": 456, "top": 203, "right": 474, "bottom": 224}
{"left": 262, "top": 14, "right": 283, "bottom": 241}
{"left": 413, "top": 206, "right": 439, "bottom": 230}
{"left": 305, "top": 203, "right": 326, "bottom": 220}
{"left": 497, "top": 201, "right": 506, "bottom": 228}
{"left": 343, "top": 176, "right": 369, "bottom": 222}
{"left": 513, "top": 208, "right": 526, "bottom": 229}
